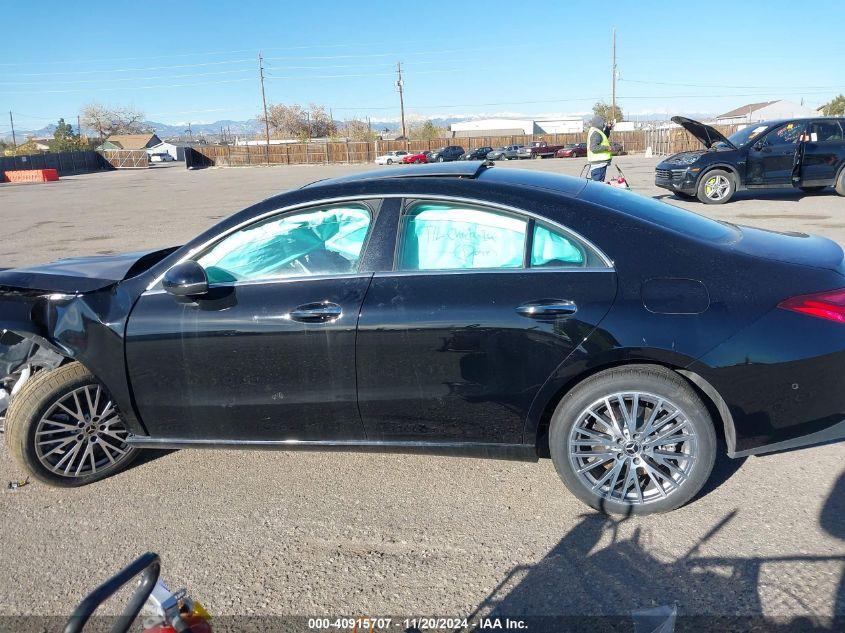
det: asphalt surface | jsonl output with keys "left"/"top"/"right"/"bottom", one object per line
{"left": 1, "top": 157, "right": 844, "bottom": 629}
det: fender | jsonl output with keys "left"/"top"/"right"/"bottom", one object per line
{"left": 695, "top": 162, "right": 744, "bottom": 190}
{"left": 522, "top": 346, "right": 702, "bottom": 449}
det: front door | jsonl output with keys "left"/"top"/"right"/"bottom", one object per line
{"left": 125, "top": 201, "right": 377, "bottom": 441}
{"left": 747, "top": 121, "right": 806, "bottom": 186}
{"left": 356, "top": 199, "right": 617, "bottom": 444}
{"left": 800, "top": 120, "right": 845, "bottom": 186}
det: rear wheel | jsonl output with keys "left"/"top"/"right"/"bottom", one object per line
{"left": 834, "top": 169, "right": 845, "bottom": 196}
{"left": 549, "top": 365, "right": 716, "bottom": 515}
{"left": 696, "top": 169, "right": 735, "bottom": 204}
{"left": 5, "top": 363, "right": 138, "bottom": 487}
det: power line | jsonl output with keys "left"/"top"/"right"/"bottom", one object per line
{"left": 0, "top": 68, "right": 255, "bottom": 86}
{"left": 620, "top": 78, "right": 844, "bottom": 90}
{"left": 3, "top": 77, "right": 255, "bottom": 95}
{"left": 2, "top": 58, "right": 254, "bottom": 77}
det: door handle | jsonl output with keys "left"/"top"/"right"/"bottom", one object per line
{"left": 289, "top": 301, "right": 343, "bottom": 323}
{"left": 516, "top": 300, "right": 578, "bottom": 318}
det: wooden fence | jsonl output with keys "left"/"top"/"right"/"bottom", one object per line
{"left": 98, "top": 149, "right": 150, "bottom": 169}
{"left": 191, "top": 124, "right": 743, "bottom": 168}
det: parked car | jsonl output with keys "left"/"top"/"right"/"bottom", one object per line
{"left": 656, "top": 116, "right": 845, "bottom": 204}
{"left": 463, "top": 147, "right": 494, "bottom": 161}
{"left": 3, "top": 161, "right": 844, "bottom": 515}
{"left": 428, "top": 146, "right": 465, "bottom": 162}
{"left": 527, "top": 141, "right": 568, "bottom": 159}
{"left": 486, "top": 147, "right": 508, "bottom": 160}
{"left": 402, "top": 151, "right": 429, "bottom": 164}
{"left": 556, "top": 143, "right": 588, "bottom": 158}
{"left": 149, "top": 152, "right": 175, "bottom": 163}
{"left": 374, "top": 150, "right": 409, "bottom": 165}
{"left": 502, "top": 145, "right": 527, "bottom": 160}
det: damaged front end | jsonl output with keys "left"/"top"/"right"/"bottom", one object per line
{"left": 0, "top": 329, "right": 64, "bottom": 420}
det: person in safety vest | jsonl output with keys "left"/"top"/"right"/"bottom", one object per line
{"left": 586, "top": 115, "right": 614, "bottom": 182}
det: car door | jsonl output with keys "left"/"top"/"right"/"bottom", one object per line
{"left": 125, "top": 200, "right": 380, "bottom": 441}
{"left": 356, "top": 198, "right": 617, "bottom": 444}
{"left": 800, "top": 120, "right": 844, "bottom": 186}
{"left": 746, "top": 121, "right": 806, "bottom": 186}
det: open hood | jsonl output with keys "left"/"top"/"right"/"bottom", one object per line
{"left": 672, "top": 116, "right": 736, "bottom": 150}
{"left": 0, "top": 247, "right": 178, "bottom": 294}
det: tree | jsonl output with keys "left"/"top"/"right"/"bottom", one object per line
{"left": 259, "top": 102, "right": 337, "bottom": 141}
{"left": 50, "top": 118, "right": 84, "bottom": 152}
{"left": 409, "top": 119, "right": 446, "bottom": 140}
{"left": 592, "top": 101, "right": 624, "bottom": 124}
{"left": 820, "top": 94, "right": 845, "bottom": 116}
{"left": 343, "top": 119, "right": 377, "bottom": 142}
{"left": 80, "top": 102, "right": 148, "bottom": 142}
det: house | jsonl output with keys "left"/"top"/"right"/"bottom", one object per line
{"left": 97, "top": 133, "right": 162, "bottom": 150}
{"left": 147, "top": 140, "right": 193, "bottom": 161}
{"left": 450, "top": 117, "right": 583, "bottom": 138}
{"left": 715, "top": 100, "right": 818, "bottom": 125}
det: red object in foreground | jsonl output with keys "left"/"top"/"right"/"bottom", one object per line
{"left": 3, "top": 169, "right": 59, "bottom": 183}
{"left": 779, "top": 288, "right": 845, "bottom": 323}
{"left": 402, "top": 152, "right": 428, "bottom": 164}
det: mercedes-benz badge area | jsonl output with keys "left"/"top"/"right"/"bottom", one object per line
{"left": 655, "top": 116, "right": 845, "bottom": 204}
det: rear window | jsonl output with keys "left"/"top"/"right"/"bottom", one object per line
{"left": 583, "top": 184, "right": 739, "bottom": 242}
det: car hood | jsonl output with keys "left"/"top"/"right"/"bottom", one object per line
{"left": 672, "top": 116, "right": 736, "bottom": 150}
{"left": 0, "top": 247, "right": 178, "bottom": 294}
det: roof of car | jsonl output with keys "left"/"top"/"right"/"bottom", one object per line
{"left": 305, "top": 160, "right": 493, "bottom": 186}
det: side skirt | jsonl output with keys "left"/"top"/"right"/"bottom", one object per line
{"left": 125, "top": 436, "right": 540, "bottom": 462}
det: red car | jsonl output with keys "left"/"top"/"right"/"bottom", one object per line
{"left": 402, "top": 151, "right": 430, "bottom": 164}
{"left": 555, "top": 143, "right": 588, "bottom": 158}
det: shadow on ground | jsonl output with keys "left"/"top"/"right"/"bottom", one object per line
{"left": 460, "top": 470, "right": 845, "bottom": 633}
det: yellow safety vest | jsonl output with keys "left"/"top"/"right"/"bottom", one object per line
{"left": 587, "top": 127, "right": 612, "bottom": 163}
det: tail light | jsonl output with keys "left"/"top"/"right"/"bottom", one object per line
{"left": 778, "top": 288, "right": 845, "bottom": 323}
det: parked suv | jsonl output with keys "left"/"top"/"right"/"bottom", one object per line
{"left": 428, "top": 146, "right": 465, "bottom": 162}
{"left": 656, "top": 116, "right": 845, "bottom": 204}
{"left": 463, "top": 146, "right": 494, "bottom": 160}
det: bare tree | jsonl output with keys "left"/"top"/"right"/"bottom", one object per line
{"left": 343, "top": 119, "right": 376, "bottom": 142}
{"left": 80, "top": 103, "right": 149, "bottom": 142}
{"left": 259, "top": 103, "right": 337, "bottom": 141}
{"left": 409, "top": 120, "right": 446, "bottom": 140}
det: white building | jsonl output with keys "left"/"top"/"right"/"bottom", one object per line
{"left": 716, "top": 100, "right": 818, "bottom": 125}
{"left": 450, "top": 117, "right": 583, "bottom": 137}
{"left": 147, "top": 141, "right": 193, "bottom": 161}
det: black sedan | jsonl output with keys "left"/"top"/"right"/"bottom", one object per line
{"left": 656, "top": 116, "right": 845, "bottom": 204}
{"left": 463, "top": 146, "right": 494, "bottom": 161}
{"left": 3, "top": 162, "right": 845, "bottom": 514}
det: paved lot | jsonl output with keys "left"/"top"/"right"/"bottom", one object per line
{"left": 1, "top": 157, "right": 843, "bottom": 628}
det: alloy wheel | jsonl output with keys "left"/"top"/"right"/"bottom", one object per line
{"left": 34, "top": 384, "right": 132, "bottom": 478}
{"left": 568, "top": 391, "right": 698, "bottom": 505}
{"left": 703, "top": 174, "right": 730, "bottom": 200}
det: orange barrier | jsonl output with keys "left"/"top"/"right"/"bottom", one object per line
{"left": 3, "top": 169, "right": 60, "bottom": 183}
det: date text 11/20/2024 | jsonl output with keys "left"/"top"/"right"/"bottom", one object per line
{"left": 306, "top": 617, "right": 528, "bottom": 630}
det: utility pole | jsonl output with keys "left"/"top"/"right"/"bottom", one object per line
{"left": 611, "top": 28, "right": 617, "bottom": 123}
{"left": 76, "top": 114, "right": 82, "bottom": 140}
{"left": 258, "top": 51, "right": 271, "bottom": 164}
{"left": 396, "top": 62, "right": 406, "bottom": 143}
{"left": 9, "top": 111, "right": 17, "bottom": 147}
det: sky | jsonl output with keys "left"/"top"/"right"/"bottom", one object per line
{"left": 1, "top": 0, "right": 843, "bottom": 133}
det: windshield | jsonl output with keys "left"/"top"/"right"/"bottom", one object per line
{"left": 724, "top": 124, "right": 770, "bottom": 147}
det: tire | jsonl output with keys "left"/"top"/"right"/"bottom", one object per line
{"left": 533, "top": 153, "right": 542, "bottom": 160}
{"left": 386, "top": 159, "right": 393, "bottom": 165}
{"left": 696, "top": 169, "right": 736, "bottom": 204}
{"left": 799, "top": 186, "right": 826, "bottom": 193}
{"left": 5, "top": 363, "right": 139, "bottom": 487}
{"left": 549, "top": 364, "right": 716, "bottom": 515}
{"left": 437, "top": 157, "right": 444, "bottom": 163}
{"left": 836, "top": 169, "right": 845, "bottom": 197}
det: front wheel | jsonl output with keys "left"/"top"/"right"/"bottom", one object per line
{"left": 696, "top": 169, "right": 735, "bottom": 204}
{"left": 5, "top": 363, "right": 139, "bottom": 486}
{"left": 386, "top": 159, "right": 393, "bottom": 165}
{"left": 549, "top": 365, "right": 716, "bottom": 515}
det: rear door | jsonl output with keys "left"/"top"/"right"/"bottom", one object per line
{"left": 355, "top": 198, "right": 617, "bottom": 444}
{"left": 800, "top": 120, "right": 844, "bottom": 186}
{"left": 747, "top": 121, "right": 806, "bottom": 186}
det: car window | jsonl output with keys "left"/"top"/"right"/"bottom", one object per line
{"left": 810, "top": 121, "right": 843, "bottom": 142}
{"left": 763, "top": 122, "right": 805, "bottom": 146}
{"left": 531, "top": 222, "right": 606, "bottom": 268}
{"left": 398, "top": 202, "right": 527, "bottom": 271}
{"left": 197, "top": 204, "right": 372, "bottom": 284}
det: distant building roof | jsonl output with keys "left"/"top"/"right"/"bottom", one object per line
{"left": 101, "top": 133, "right": 161, "bottom": 150}
{"left": 717, "top": 101, "right": 777, "bottom": 119}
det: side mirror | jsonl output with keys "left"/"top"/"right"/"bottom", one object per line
{"left": 163, "top": 260, "right": 208, "bottom": 297}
